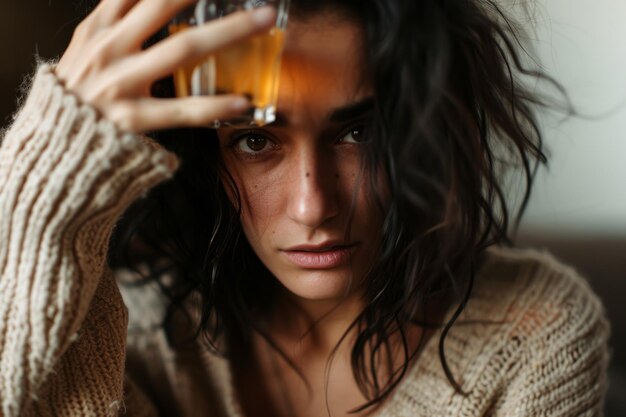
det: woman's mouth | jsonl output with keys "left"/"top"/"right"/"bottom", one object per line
{"left": 281, "top": 243, "right": 357, "bottom": 269}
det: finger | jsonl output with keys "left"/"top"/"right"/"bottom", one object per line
{"left": 113, "top": 0, "right": 197, "bottom": 51}
{"left": 107, "top": 95, "right": 251, "bottom": 132}
{"left": 131, "top": 7, "right": 277, "bottom": 84}
{"left": 91, "top": 0, "right": 142, "bottom": 28}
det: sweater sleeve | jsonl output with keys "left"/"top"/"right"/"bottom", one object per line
{"left": 494, "top": 267, "right": 611, "bottom": 417}
{"left": 0, "top": 64, "right": 179, "bottom": 416}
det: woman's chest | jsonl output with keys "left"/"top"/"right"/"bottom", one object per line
{"left": 233, "top": 353, "right": 376, "bottom": 417}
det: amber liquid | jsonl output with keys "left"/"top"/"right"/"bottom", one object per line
{"left": 169, "top": 23, "right": 286, "bottom": 125}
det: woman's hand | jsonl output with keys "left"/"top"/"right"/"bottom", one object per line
{"left": 55, "top": 0, "right": 276, "bottom": 133}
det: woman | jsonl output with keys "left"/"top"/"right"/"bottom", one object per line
{"left": 0, "top": 0, "right": 610, "bottom": 416}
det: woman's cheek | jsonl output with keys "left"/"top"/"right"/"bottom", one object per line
{"left": 238, "top": 172, "right": 290, "bottom": 238}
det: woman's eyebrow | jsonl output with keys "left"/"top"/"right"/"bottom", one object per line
{"left": 327, "top": 97, "right": 375, "bottom": 123}
{"left": 270, "top": 97, "right": 375, "bottom": 127}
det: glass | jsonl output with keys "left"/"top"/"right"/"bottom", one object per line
{"left": 169, "top": 0, "right": 290, "bottom": 126}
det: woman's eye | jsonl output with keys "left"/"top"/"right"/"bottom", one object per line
{"left": 338, "top": 125, "right": 368, "bottom": 144}
{"left": 235, "top": 135, "right": 272, "bottom": 154}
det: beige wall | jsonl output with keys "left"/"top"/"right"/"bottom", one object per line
{"left": 515, "top": 0, "right": 626, "bottom": 237}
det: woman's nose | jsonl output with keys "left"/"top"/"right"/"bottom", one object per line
{"left": 286, "top": 152, "right": 339, "bottom": 229}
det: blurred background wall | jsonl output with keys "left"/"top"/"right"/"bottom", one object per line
{"left": 519, "top": 0, "right": 626, "bottom": 234}
{"left": 1, "top": 0, "right": 624, "bottom": 414}
{"left": 510, "top": 1, "right": 626, "bottom": 414}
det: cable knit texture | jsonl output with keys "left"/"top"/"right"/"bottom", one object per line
{"left": 0, "top": 64, "right": 611, "bottom": 417}
{"left": 0, "top": 64, "right": 179, "bottom": 416}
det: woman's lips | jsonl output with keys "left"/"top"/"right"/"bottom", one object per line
{"left": 282, "top": 245, "right": 355, "bottom": 269}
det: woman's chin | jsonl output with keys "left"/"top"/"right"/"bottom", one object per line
{"left": 276, "top": 268, "right": 360, "bottom": 303}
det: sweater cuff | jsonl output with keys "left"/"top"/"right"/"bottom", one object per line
{"left": 0, "top": 62, "right": 180, "bottom": 245}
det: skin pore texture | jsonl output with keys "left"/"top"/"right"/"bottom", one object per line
{"left": 218, "top": 13, "right": 423, "bottom": 417}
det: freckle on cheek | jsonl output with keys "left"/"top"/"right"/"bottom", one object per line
{"left": 306, "top": 172, "right": 310, "bottom": 178}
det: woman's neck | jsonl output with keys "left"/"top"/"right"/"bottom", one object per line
{"left": 266, "top": 287, "right": 366, "bottom": 358}
{"left": 230, "top": 287, "right": 442, "bottom": 417}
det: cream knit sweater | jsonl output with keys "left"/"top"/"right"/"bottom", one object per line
{"left": 0, "top": 65, "right": 611, "bottom": 417}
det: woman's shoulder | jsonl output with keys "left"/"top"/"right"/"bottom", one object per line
{"left": 382, "top": 246, "right": 611, "bottom": 416}
{"left": 443, "top": 246, "right": 610, "bottom": 414}
{"left": 459, "top": 245, "right": 610, "bottom": 354}
{"left": 471, "top": 245, "right": 607, "bottom": 329}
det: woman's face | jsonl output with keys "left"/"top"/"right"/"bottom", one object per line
{"left": 218, "top": 14, "right": 385, "bottom": 303}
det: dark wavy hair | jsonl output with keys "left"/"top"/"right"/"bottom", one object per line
{"left": 107, "top": 0, "right": 563, "bottom": 413}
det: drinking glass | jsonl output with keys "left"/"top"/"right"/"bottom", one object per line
{"left": 169, "top": 0, "right": 290, "bottom": 126}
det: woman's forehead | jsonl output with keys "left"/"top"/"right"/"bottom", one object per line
{"left": 281, "top": 15, "right": 366, "bottom": 83}
{"left": 276, "top": 16, "right": 371, "bottom": 127}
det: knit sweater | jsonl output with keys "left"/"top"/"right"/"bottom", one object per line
{"left": 0, "top": 64, "right": 611, "bottom": 417}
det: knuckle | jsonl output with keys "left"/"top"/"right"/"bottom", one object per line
{"left": 168, "top": 40, "right": 196, "bottom": 64}
{"left": 73, "top": 20, "right": 91, "bottom": 41}
{"left": 103, "top": 82, "right": 126, "bottom": 101}
{"left": 176, "top": 36, "right": 197, "bottom": 57}
{"left": 172, "top": 101, "right": 198, "bottom": 125}
{"left": 73, "top": 12, "right": 101, "bottom": 40}
{"left": 69, "top": 32, "right": 116, "bottom": 74}
{"left": 186, "top": 107, "right": 207, "bottom": 125}
{"left": 87, "top": 39, "right": 119, "bottom": 73}
{"left": 87, "top": 48, "right": 110, "bottom": 72}
{"left": 170, "top": 101, "right": 189, "bottom": 124}
{"left": 188, "top": 101, "right": 221, "bottom": 126}
{"left": 89, "top": 81, "right": 125, "bottom": 107}
{"left": 108, "top": 103, "right": 139, "bottom": 132}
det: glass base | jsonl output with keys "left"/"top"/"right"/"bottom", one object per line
{"left": 215, "top": 105, "right": 277, "bottom": 128}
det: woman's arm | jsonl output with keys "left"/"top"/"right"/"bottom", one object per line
{"left": 0, "top": 0, "right": 277, "bottom": 414}
{"left": 0, "top": 63, "right": 179, "bottom": 416}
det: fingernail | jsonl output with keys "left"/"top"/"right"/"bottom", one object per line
{"left": 252, "top": 6, "right": 276, "bottom": 27}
